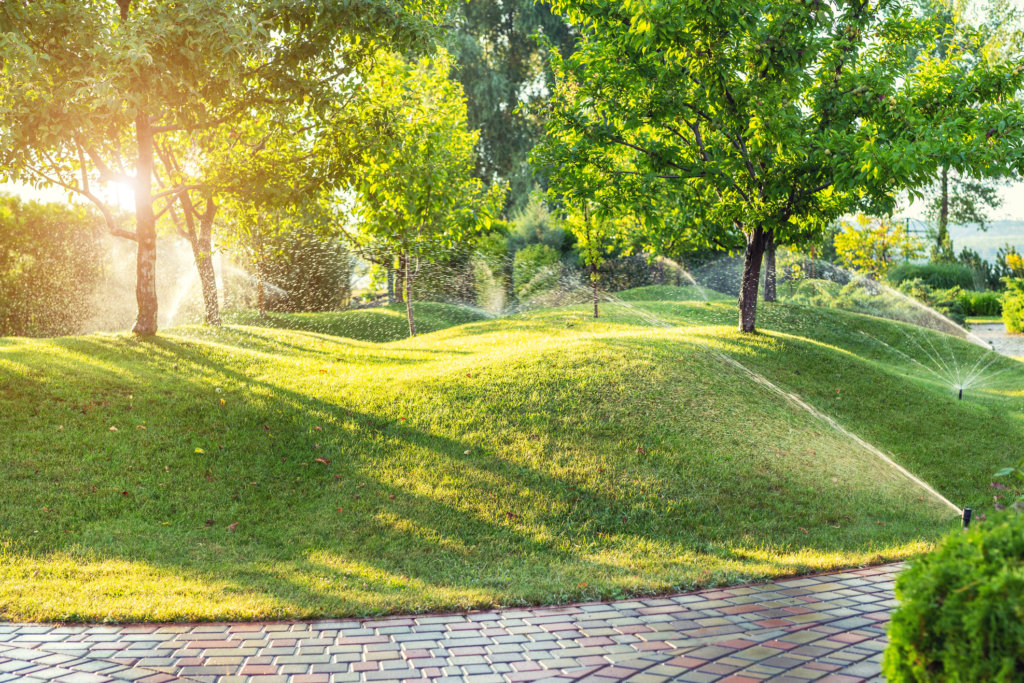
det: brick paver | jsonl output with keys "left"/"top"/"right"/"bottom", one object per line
{"left": 0, "top": 564, "right": 901, "bottom": 682}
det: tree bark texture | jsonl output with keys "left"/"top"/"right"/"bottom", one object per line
{"left": 178, "top": 194, "right": 221, "bottom": 326}
{"left": 938, "top": 165, "right": 950, "bottom": 253}
{"left": 132, "top": 114, "right": 159, "bottom": 335}
{"left": 395, "top": 255, "right": 406, "bottom": 304}
{"left": 763, "top": 230, "right": 777, "bottom": 303}
{"left": 738, "top": 226, "right": 769, "bottom": 333}
{"left": 404, "top": 251, "right": 416, "bottom": 337}
{"left": 256, "top": 230, "right": 267, "bottom": 319}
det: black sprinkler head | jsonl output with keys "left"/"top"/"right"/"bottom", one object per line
{"left": 958, "top": 388, "right": 963, "bottom": 401}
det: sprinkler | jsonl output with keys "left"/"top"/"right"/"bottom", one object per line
{"left": 962, "top": 508, "right": 972, "bottom": 529}
{"left": 958, "top": 387, "right": 963, "bottom": 400}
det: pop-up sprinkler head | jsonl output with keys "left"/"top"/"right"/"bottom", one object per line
{"left": 962, "top": 508, "right": 972, "bottom": 529}
{"left": 958, "top": 387, "right": 963, "bottom": 400}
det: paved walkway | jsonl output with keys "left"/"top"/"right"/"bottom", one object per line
{"left": 971, "top": 322, "right": 1024, "bottom": 359}
{"left": 0, "top": 564, "right": 901, "bottom": 683}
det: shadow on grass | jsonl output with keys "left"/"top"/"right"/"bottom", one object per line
{"left": 0, "top": 322, "right": 961, "bottom": 622}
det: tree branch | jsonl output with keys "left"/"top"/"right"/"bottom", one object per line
{"left": 22, "top": 162, "right": 137, "bottom": 242}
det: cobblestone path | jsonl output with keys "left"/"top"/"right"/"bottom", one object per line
{"left": 0, "top": 563, "right": 902, "bottom": 683}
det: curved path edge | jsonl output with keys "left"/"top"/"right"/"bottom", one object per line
{"left": 0, "top": 563, "right": 902, "bottom": 683}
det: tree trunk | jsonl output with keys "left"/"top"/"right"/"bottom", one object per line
{"left": 938, "top": 164, "right": 950, "bottom": 254}
{"left": 195, "top": 203, "right": 220, "bottom": 326}
{"left": 738, "top": 226, "right": 769, "bottom": 333}
{"left": 132, "top": 114, "right": 158, "bottom": 336}
{"left": 404, "top": 251, "right": 416, "bottom": 337}
{"left": 256, "top": 230, "right": 266, "bottom": 319}
{"left": 179, "top": 195, "right": 221, "bottom": 327}
{"left": 394, "top": 255, "right": 405, "bottom": 304}
{"left": 386, "top": 267, "right": 395, "bottom": 304}
{"left": 591, "top": 265, "right": 599, "bottom": 319}
{"left": 763, "top": 230, "right": 777, "bottom": 303}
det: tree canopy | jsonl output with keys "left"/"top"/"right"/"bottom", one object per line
{"left": 347, "top": 53, "right": 504, "bottom": 335}
{"left": 0, "top": 0, "right": 446, "bottom": 334}
{"left": 536, "top": 0, "right": 1024, "bottom": 331}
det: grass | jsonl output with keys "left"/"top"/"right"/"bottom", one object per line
{"left": 613, "top": 284, "right": 732, "bottom": 302}
{"left": 1, "top": 295, "right": 1021, "bottom": 622}
{"left": 223, "top": 302, "right": 490, "bottom": 342}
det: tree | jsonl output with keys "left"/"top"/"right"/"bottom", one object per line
{"left": 0, "top": 0, "right": 443, "bottom": 335}
{"left": 450, "top": 1, "right": 575, "bottom": 213}
{"left": 564, "top": 204, "right": 619, "bottom": 317}
{"left": 348, "top": 54, "right": 503, "bottom": 337}
{"left": 535, "top": 0, "right": 1024, "bottom": 332}
{"left": 157, "top": 103, "right": 361, "bottom": 326}
{"left": 914, "top": 0, "right": 1023, "bottom": 257}
{"left": 834, "top": 214, "right": 925, "bottom": 277}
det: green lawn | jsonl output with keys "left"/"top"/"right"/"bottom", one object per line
{"left": 224, "top": 301, "right": 491, "bottom": 342}
{"left": 1, "top": 295, "right": 1021, "bottom": 622}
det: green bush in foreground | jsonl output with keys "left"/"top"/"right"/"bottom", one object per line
{"left": 1002, "top": 278, "right": 1024, "bottom": 333}
{"left": 884, "top": 511, "right": 1024, "bottom": 682}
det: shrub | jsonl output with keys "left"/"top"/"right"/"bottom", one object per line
{"left": 888, "top": 262, "right": 980, "bottom": 290}
{"left": 262, "top": 232, "right": 354, "bottom": 312}
{"left": 957, "top": 290, "right": 1002, "bottom": 317}
{"left": 883, "top": 510, "right": 1024, "bottom": 682}
{"left": 0, "top": 195, "right": 107, "bottom": 336}
{"left": 1002, "top": 278, "right": 1024, "bottom": 333}
{"left": 513, "top": 244, "right": 562, "bottom": 303}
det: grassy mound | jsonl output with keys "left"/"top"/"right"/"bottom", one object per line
{"left": 0, "top": 297, "right": 1020, "bottom": 622}
{"left": 224, "top": 302, "right": 490, "bottom": 342}
{"left": 614, "top": 284, "right": 731, "bottom": 302}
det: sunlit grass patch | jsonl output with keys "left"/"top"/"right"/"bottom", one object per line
{"left": 1, "top": 298, "right": 1019, "bottom": 621}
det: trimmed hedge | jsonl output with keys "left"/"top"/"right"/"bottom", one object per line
{"left": 889, "top": 263, "right": 979, "bottom": 290}
{"left": 883, "top": 511, "right": 1024, "bottom": 682}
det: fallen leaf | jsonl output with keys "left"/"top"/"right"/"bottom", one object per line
{"left": 313, "top": 443, "right": 322, "bottom": 450}
{"left": 336, "top": 507, "right": 343, "bottom": 513}
{"left": 314, "top": 426, "right": 322, "bottom": 432}
{"left": 194, "top": 448, "right": 205, "bottom": 454}
{"left": 109, "top": 426, "right": 119, "bottom": 432}
{"left": 333, "top": 474, "right": 342, "bottom": 480}
{"left": 315, "top": 457, "right": 331, "bottom": 465}
{"left": 226, "top": 522, "right": 238, "bottom": 531}
{"left": 136, "top": 425, "right": 147, "bottom": 430}
{"left": 389, "top": 494, "right": 395, "bottom": 500}
{"left": 357, "top": 483, "right": 365, "bottom": 488}
{"left": 204, "top": 520, "right": 214, "bottom": 527}
{"left": 798, "top": 527, "right": 808, "bottom": 534}
{"left": 219, "top": 399, "right": 226, "bottom": 406}
{"left": 121, "top": 491, "right": 130, "bottom": 497}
